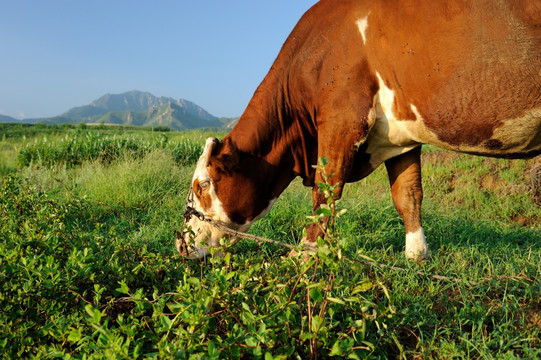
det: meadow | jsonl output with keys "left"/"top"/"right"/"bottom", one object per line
{"left": 0, "top": 123, "right": 539, "bottom": 359}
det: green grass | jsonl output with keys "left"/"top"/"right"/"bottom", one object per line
{"left": 0, "top": 125, "right": 539, "bottom": 358}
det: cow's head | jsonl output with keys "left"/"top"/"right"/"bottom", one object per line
{"left": 178, "top": 137, "right": 276, "bottom": 259}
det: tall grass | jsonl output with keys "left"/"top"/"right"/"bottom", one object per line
{"left": 17, "top": 131, "right": 204, "bottom": 168}
{"left": 0, "top": 137, "right": 19, "bottom": 176}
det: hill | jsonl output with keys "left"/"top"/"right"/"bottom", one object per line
{"left": 0, "top": 114, "right": 18, "bottom": 123}
{"left": 89, "top": 102, "right": 223, "bottom": 130}
{"left": 24, "top": 91, "right": 234, "bottom": 131}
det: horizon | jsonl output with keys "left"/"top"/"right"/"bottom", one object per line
{"left": 0, "top": 1, "right": 318, "bottom": 120}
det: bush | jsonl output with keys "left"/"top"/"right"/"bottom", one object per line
{"left": 0, "top": 173, "right": 395, "bottom": 358}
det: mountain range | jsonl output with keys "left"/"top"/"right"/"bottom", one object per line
{"left": 0, "top": 114, "right": 18, "bottom": 123}
{"left": 1, "top": 91, "right": 239, "bottom": 130}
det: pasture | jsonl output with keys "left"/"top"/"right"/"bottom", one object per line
{"left": 0, "top": 124, "right": 539, "bottom": 359}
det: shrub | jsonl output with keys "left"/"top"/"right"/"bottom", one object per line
{"left": 0, "top": 173, "right": 396, "bottom": 358}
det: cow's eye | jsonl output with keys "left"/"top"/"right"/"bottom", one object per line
{"left": 199, "top": 180, "right": 210, "bottom": 190}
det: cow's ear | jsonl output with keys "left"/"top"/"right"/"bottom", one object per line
{"left": 210, "top": 137, "right": 240, "bottom": 174}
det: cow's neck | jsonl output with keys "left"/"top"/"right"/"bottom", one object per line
{"left": 226, "top": 70, "right": 317, "bottom": 199}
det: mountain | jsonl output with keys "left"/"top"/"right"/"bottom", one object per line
{"left": 219, "top": 116, "right": 240, "bottom": 129}
{"left": 53, "top": 90, "right": 221, "bottom": 130}
{"left": 0, "top": 114, "right": 19, "bottom": 123}
{"left": 87, "top": 102, "right": 223, "bottom": 130}
{"left": 11, "top": 91, "right": 238, "bottom": 130}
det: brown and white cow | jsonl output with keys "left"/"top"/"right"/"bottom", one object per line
{"left": 178, "top": 0, "right": 541, "bottom": 260}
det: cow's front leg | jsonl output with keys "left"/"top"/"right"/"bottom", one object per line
{"left": 303, "top": 176, "right": 345, "bottom": 248}
{"left": 384, "top": 147, "right": 429, "bottom": 260}
{"left": 292, "top": 67, "right": 378, "bottom": 257}
{"left": 296, "top": 141, "right": 355, "bottom": 259}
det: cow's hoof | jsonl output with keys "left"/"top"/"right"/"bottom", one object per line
{"left": 405, "top": 228, "right": 429, "bottom": 261}
{"left": 405, "top": 250, "right": 430, "bottom": 262}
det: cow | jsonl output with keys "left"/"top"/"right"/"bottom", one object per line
{"left": 178, "top": 0, "right": 541, "bottom": 260}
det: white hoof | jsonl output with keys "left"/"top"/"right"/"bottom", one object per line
{"left": 405, "top": 228, "right": 430, "bottom": 260}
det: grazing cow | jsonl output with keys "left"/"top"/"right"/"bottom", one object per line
{"left": 178, "top": 0, "right": 541, "bottom": 260}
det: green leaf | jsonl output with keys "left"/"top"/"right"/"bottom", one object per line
{"left": 67, "top": 328, "right": 82, "bottom": 343}
{"left": 309, "top": 287, "right": 324, "bottom": 303}
{"left": 330, "top": 339, "right": 345, "bottom": 356}
{"left": 208, "top": 341, "right": 220, "bottom": 359}
{"left": 311, "top": 315, "right": 324, "bottom": 333}
{"left": 245, "top": 336, "right": 258, "bottom": 347}
{"left": 330, "top": 338, "right": 354, "bottom": 356}
{"left": 352, "top": 280, "right": 373, "bottom": 294}
{"left": 160, "top": 315, "right": 172, "bottom": 329}
{"left": 117, "top": 280, "right": 130, "bottom": 294}
{"left": 225, "top": 271, "right": 236, "bottom": 281}
{"left": 315, "top": 208, "right": 332, "bottom": 217}
{"left": 186, "top": 277, "right": 201, "bottom": 287}
{"left": 258, "top": 323, "right": 267, "bottom": 336}
{"left": 327, "top": 297, "right": 346, "bottom": 305}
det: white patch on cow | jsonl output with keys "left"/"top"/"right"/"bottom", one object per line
{"left": 187, "top": 247, "right": 210, "bottom": 259}
{"left": 405, "top": 227, "right": 429, "bottom": 259}
{"left": 192, "top": 138, "right": 217, "bottom": 187}
{"left": 407, "top": 105, "right": 541, "bottom": 155}
{"left": 488, "top": 108, "right": 541, "bottom": 154}
{"left": 375, "top": 73, "right": 420, "bottom": 145}
{"left": 356, "top": 15, "right": 369, "bottom": 44}
{"left": 409, "top": 104, "right": 423, "bottom": 121}
{"left": 362, "top": 73, "right": 420, "bottom": 169}
{"left": 191, "top": 138, "right": 237, "bottom": 225}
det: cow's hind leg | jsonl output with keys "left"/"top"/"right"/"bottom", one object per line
{"left": 385, "top": 147, "right": 429, "bottom": 259}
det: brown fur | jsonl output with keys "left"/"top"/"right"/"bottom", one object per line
{"left": 385, "top": 147, "right": 423, "bottom": 233}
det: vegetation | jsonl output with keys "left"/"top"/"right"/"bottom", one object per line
{"left": 0, "top": 124, "right": 539, "bottom": 358}
{"left": 17, "top": 131, "right": 202, "bottom": 168}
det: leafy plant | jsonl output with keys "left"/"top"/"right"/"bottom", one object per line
{"left": 1, "top": 126, "right": 539, "bottom": 359}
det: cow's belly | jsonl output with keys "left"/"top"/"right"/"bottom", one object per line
{"left": 365, "top": 107, "right": 541, "bottom": 169}
{"left": 361, "top": 98, "right": 540, "bottom": 179}
{"left": 363, "top": 115, "right": 419, "bottom": 171}
{"left": 365, "top": 74, "right": 541, "bottom": 164}
{"left": 406, "top": 107, "right": 541, "bottom": 158}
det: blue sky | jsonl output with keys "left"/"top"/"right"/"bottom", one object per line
{"left": 0, "top": 1, "right": 318, "bottom": 119}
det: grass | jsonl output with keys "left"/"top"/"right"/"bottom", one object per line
{"left": 0, "top": 125, "right": 539, "bottom": 358}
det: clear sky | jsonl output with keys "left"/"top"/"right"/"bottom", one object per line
{"left": 0, "top": 1, "right": 318, "bottom": 119}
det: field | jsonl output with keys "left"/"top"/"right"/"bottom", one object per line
{"left": 1, "top": 123, "right": 540, "bottom": 359}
